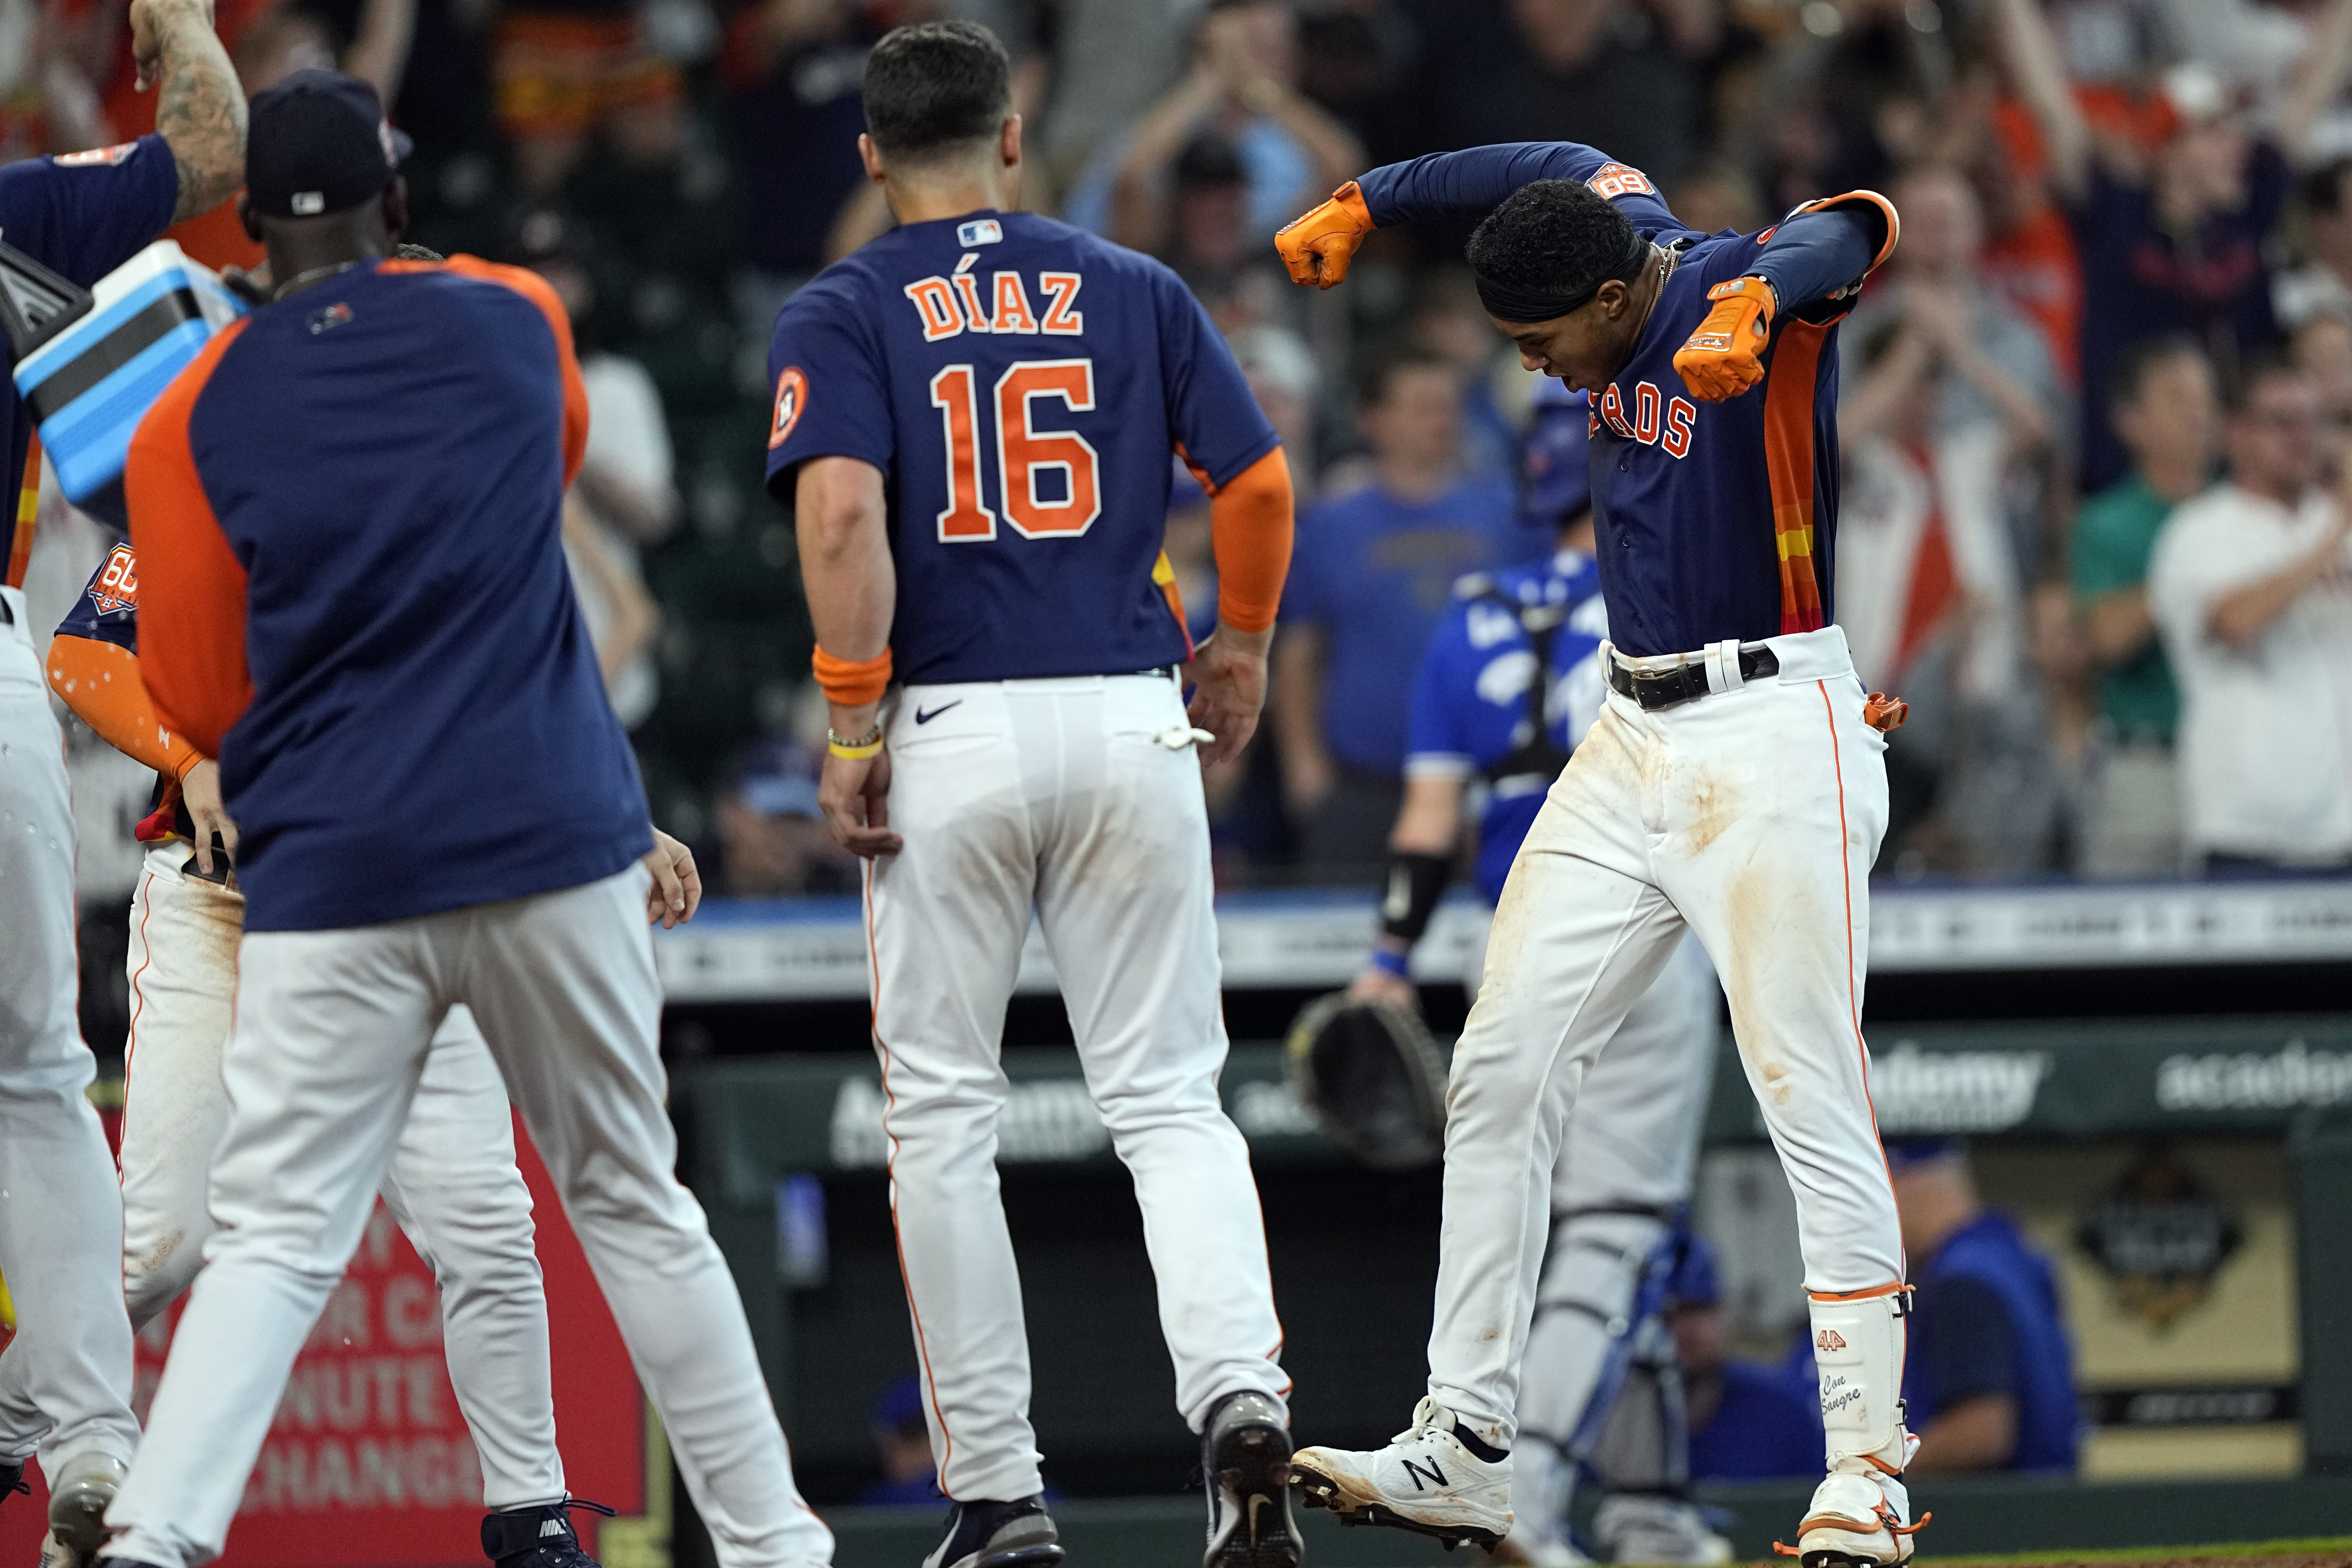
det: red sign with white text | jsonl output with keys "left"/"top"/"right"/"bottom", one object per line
{"left": 2, "top": 1125, "right": 654, "bottom": 1567}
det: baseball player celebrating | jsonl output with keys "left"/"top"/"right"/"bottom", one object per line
{"left": 91, "top": 71, "right": 831, "bottom": 1568}
{"left": 765, "top": 23, "right": 1299, "bottom": 1568}
{"left": 1276, "top": 147, "right": 1913, "bottom": 1567}
{"left": 1351, "top": 383, "right": 1724, "bottom": 1568}
{"left": 0, "top": 3, "right": 244, "bottom": 1561}
{"left": 42, "top": 519, "right": 616, "bottom": 1568}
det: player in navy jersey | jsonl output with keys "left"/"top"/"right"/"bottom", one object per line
{"left": 765, "top": 23, "right": 1299, "bottom": 1568}
{"left": 1348, "top": 387, "right": 1726, "bottom": 1566}
{"left": 1276, "top": 148, "right": 1923, "bottom": 1568}
{"left": 97, "top": 72, "right": 832, "bottom": 1568}
{"left": 0, "top": 2, "right": 245, "bottom": 1559}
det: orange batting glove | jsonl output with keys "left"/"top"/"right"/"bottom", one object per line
{"left": 1673, "top": 276, "right": 1777, "bottom": 401}
{"left": 1275, "top": 182, "right": 1375, "bottom": 289}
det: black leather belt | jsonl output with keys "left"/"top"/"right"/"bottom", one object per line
{"left": 1606, "top": 646, "right": 1779, "bottom": 711}
{"left": 0, "top": 595, "right": 12, "bottom": 626}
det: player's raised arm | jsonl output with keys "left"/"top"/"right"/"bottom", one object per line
{"left": 1277, "top": 142, "right": 1675, "bottom": 289}
{"left": 1672, "top": 192, "right": 1898, "bottom": 402}
{"left": 130, "top": 0, "right": 250, "bottom": 222}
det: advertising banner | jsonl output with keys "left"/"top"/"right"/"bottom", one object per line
{"left": 1, "top": 1124, "right": 665, "bottom": 1568}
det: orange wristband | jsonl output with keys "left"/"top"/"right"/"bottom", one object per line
{"left": 812, "top": 645, "right": 892, "bottom": 706}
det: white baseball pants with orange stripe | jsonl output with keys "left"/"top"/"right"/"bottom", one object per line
{"left": 1427, "top": 625, "right": 1904, "bottom": 1462}
{"left": 865, "top": 672, "right": 1288, "bottom": 1503}
{"left": 105, "top": 868, "right": 834, "bottom": 1568}
{"left": 105, "top": 840, "right": 565, "bottom": 1507}
{"left": 0, "top": 588, "right": 140, "bottom": 1480}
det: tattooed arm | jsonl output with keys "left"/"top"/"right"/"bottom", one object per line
{"left": 129, "top": 0, "right": 247, "bottom": 223}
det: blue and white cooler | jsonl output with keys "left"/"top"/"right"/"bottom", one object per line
{"left": 7, "top": 240, "right": 247, "bottom": 526}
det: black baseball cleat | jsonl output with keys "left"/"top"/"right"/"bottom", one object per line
{"left": 482, "top": 1498, "right": 616, "bottom": 1568}
{"left": 1201, "top": 1390, "right": 1304, "bottom": 1568}
{"left": 921, "top": 1495, "right": 1065, "bottom": 1568}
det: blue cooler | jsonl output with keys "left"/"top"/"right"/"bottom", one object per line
{"left": 10, "top": 241, "right": 246, "bottom": 526}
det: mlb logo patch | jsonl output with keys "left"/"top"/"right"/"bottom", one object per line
{"left": 957, "top": 218, "right": 1004, "bottom": 248}
{"left": 308, "top": 302, "right": 354, "bottom": 335}
{"left": 53, "top": 142, "right": 138, "bottom": 168}
{"left": 88, "top": 544, "right": 137, "bottom": 614}
{"left": 1586, "top": 162, "right": 1656, "bottom": 200}
{"left": 769, "top": 366, "right": 809, "bottom": 449}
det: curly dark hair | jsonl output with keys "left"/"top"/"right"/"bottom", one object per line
{"left": 1466, "top": 180, "right": 1642, "bottom": 302}
{"left": 863, "top": 21, "right": 1013, "bottom": 163}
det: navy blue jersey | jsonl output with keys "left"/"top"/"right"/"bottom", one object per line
{"left": 1358, "top": 143, "right": 1888, "bottom": 657}
{"left": 763, "top": 210, "right": 1280, "bottom": 684}
{"left": 125, "top": 257, "right": 651, "bottom": 932}
{"left": 1, "top": 138, "right": 180, "bottom": 586}
{"left": 1903, "top": 1210, "right": 2079, "bottom": 1473}
{"left": 1404, "top": 549, "right": 1608, "bottom": 902}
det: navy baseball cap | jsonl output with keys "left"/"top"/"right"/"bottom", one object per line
{"left": 245, "top": 70, "right": 412, "bottom": 219}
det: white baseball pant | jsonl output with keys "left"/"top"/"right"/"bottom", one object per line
{"left": 1514, "top": 932, "right": 1717, "bottom": 1453}
{"left": 110, "top": 840, "right": 564, "bottom": 1506}
{"left": 0, "top": 586, "right": 139, "bottom": 1480}
{"left": 1428, "top": 625, "right": 1902, "bottom": 1455}
{"left": 105, "top": 868, "right": 834, "bottom": 1568}
{"left": 866, "top": 673, "right": 1288, "bottom": 1504}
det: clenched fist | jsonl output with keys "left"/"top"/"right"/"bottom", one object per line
{"left": 1275, "top": 182, "right": 1375, "bottom": 290}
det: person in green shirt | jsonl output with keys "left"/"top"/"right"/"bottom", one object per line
{"left": 2071, "top": 333, "right": 2219, "bottom": 876}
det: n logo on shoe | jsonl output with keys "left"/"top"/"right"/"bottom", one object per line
{"left": 1816, "top": 1329, "right": 1848, "bottom": 1353}
{"left": 1401, "top": 1458, "right": 1449, "bottom": 1491}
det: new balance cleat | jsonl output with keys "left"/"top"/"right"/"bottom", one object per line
{"left": 482, "top": 1498, "right": 615, "bottom": 1568}
{"left": 44, "top": 1451, "right": 128, "bottom": 1568}
{"left": 922, "top": 1495, "right": 1064, "bottom": 1568}
{"left": 1290, "top": 1397, "right": 1511, "bottom": 1550}
{"left": 1201, "top": 1390, "right": 1303, "bottom": 1568}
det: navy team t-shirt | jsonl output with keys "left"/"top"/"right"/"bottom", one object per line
{"left": 1282, "top": 473, "right": 1534, "bottom": 776}
{"left": 763, "top": 209, "right": 1280, "bottom": 685}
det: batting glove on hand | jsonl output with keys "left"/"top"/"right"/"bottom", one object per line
{"left": 1673, "top": 276, "right": 1776, "bottom": 401}
{"left": 1276, "top": 182, "right": 1375, "bottom": 289}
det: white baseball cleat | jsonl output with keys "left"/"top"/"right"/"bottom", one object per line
{"left": 1593, "top": 1494, "right": 1733, "bottom": 1564}
{"left": 44, "top": 1452, "right": 129, "bottom": 1568}
{"left": 1289, "top": 1397, "right": 1512, "bottom": 1550}
{"left": 1775, "top": 1466, "right": 1927, "bottom": 1568}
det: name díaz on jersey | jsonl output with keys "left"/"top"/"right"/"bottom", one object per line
{"left": 904, "top": 254, "right": 1084, "bottom": 342}
{"left": 1592, "top": 379, "right": 1698, "bottom": 459}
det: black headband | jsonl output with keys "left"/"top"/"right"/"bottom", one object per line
{"left": 1474, "top": 232, "right": 1653, "bottom": 324}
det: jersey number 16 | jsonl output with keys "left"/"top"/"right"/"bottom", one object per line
{"left": 929, "top": 358, "right": 1101, "bottom": 542}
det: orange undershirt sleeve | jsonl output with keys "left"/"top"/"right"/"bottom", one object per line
{"left": 1206, "top": 446, "right": 1295, "bottom": 636}
{"left": 46, "top": 633, "right": 204, "bottom": 778}
{"left": 127, "top": 319, "right": 253, "bottom": 759}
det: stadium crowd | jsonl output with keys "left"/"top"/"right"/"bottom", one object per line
{"left": 16, "top": 0, "right": 2352, "bottom": 923}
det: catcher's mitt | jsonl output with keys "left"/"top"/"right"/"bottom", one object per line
{"left": 1283, "top": 992, "right": 1449, "bottom": 1171}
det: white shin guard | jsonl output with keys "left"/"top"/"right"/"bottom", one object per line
{"left": 1807, "top": 1290, "right": 1916, "bottom": 1476}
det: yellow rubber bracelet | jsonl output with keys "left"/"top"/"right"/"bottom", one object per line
{"left": 829, "top": 737, "right": 884, "bottom": 760}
